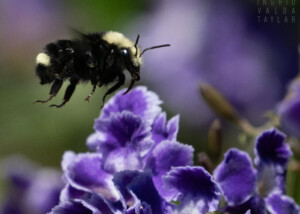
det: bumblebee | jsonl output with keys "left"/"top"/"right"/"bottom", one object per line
{"left": 34, "top": 31, "right": 170, "bottom": 108}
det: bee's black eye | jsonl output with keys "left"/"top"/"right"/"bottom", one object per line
{"left": 120, "top": 48, "right": 129, "bottom": 56}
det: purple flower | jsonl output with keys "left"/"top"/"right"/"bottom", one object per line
{"left": 107, "top": 135, "right": 218, "bottom": 213}
{"left": 265, "top": 193, "right": 300, "bottom": 214}
{"left": 49, "top": 86, "right": 221, "bottom": 214}
{"left": 87, "top": 87, "right": 163, "bottom": 173}
{"left": 277, "top": 78, "right": 300, "bottom": 138}
{"left": 89, "top": 111, "right": 154, "bottom": 173}
{"left": 1, "top": 156, "right": 63, "bottom": 214}
{"left": 61, "top": 151, "right": 120, "bottom": 202}
{"left": 50, "top": 194, "right": 123, "bottom": 214}
{"left": 214, "top": 149, "right": 256, "bottom": 205}
{"left": 50, "top": 201, "right": 96, "bottom": 214}
{"left": 151, "top": 113, "right": 179, "bottom": 146}
{"left": 221, "top": 195, "right": 266, "bottom": 214}
{"left": 214, "top": 128, "right": 299, "bottom": 213}
{"left": 164, "top": 166, "right": 222, "bottom": 213}
{"left": 254, "top": 129, "right": 292, "bottom": 195}
{"left": 113, "top": 167, "right": 221, "bottom": 214}
{"left": 255, "top": 129, "right": 291, "bottom": 168}
{"left": 100, "top": 86, "right": 162, "bottom": 124}
{"left": 145, "top": 140, "right": 194, "bottom": 200}
{"left": 113, "top": 170, "right": 170, "bottom": 214}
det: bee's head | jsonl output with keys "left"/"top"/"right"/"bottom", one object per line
{"left": 103, "top": 31, "right": 169, "bottom": 79}
{"left": 102, "top": 31, "right": 170, "bottom": 94}
{"left": 119, "top": 45, "right": 141, "bottom": 82}
{"left": 119, "top": 34, "right": 171, "bottom": 82}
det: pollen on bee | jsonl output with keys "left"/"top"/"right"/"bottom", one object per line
{"left": 36, "top": 52, "right": 51, "bottom": 66}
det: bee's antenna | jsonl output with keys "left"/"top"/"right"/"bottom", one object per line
{"left": 134, "top": 34, "right": 140, "bottom": 57}
{"left": 140, "top": 44, "right": 170, "bottom": 57}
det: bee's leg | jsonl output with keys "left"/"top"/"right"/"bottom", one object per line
{"left": 49, "top": 78, "right": 79, "bottom": 108}
{"left": 34, "top": 79, "right": 63, "bottom": 104}
{"left": 84, "top": 85, "right": 96, "bottom": 102}
{"left": 100, "top": 73, "right": 125, "bottom": 108}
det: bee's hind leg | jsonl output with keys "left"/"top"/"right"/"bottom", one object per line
{"left": 34, "top": 79, "right": 63, "bottom": 104}
{"left": 84, "top": 85, "right": 97, "bottom": 102}
{"left": 49, "top": 78, "right": 78, "bottom": 108}
{"left": 100, "top": 74, "right": 125, "bottom": 108}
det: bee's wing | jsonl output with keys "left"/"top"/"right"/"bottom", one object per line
{"left": 68, "top": 28, "right": 95, "bottom": 54}
{"left": 69, "top": 28, "right": 90, "bottom": 40}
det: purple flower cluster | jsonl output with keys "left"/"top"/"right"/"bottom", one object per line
{"left": 214, "top": 129, "right": 300, "bottom": 214}
{"left": 5, "top": 87, "right": 298, "bottom": 213}
{"left": 49, "top": 86, "right": 222, "bottom": 214}
{"left": 1, "top": 156, "right": 63, "bottom": 214}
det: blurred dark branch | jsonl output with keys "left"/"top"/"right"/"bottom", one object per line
{"left": 199, "top": 82, "right": 260, "bottom": 137}
{"left": 289, "top": 159, "right": 300, "bottom": 172}
{"left": 208, "top": 119, "right": 222, "bottom": 164}
{"left": 197, "top": 152, "right": 214, "bottom": 174}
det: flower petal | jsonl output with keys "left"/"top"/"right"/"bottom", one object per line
{"left": 103, "top": 148, "right": 143, "bottom": 173}
{"left": 48, "top": 200, "right": 97, "bottom": 214}
{"left": 2, "top": 156, "right": 63, "bottom": 214}
{"left": 49, "top": 193, "right": 123, "bottom": 214}
{"left": 101, "top": 86, "right": 162, "bottom": 124}
{"left": 92, "top": 112, "right": 153, "bottom": 159}
{"left": 89, "top": 112, "right": 154, "bottom": 172}
{"left": 151, "top": 113, "right": 179, "bottom": 146}
{"left": 3, "top": 155, "right": 37, "bottom": 190}
{"left": 277, "top": 78, "right": 300, "bottom": 138}
{"left": 254, "top": 129, "right": 292, "bottom": 195}
{"left": 85, "top": 194, "right": 124, "bottom": 214}
{"left": 278, "top": 99, "right": 300, "bottom": 139}
{"left": 214, "top": 148, "right": 256, "bottom": 205}
{"left": 113, "top": 170, "right": 168, "bottom": 214}
{"left": 164, "top": 166, "right": 222, "bottom": 213}
{"left": 265, "top": 193, "right": 300, "bottom": 214}
{"left": 145, "top": 140, "right": 194, "bottom": 200}
{"left": 25, "top": 170, "right": 63, "bottom": 213}
{"left": 86, "top": 133, "right": 102, "bottom": 152}
{"left": 62, "top": 152, "right": 120, "bottom": 201}
{"left": 59, "top": 184, "right": 86, "bottom": 202}
{"left": 255, "top": 128, "right": 291, "bottom": 168}
{"left": 113, "top": 170, "right": 140, "bottom": 202}
{"left": 222, "top": 195, "right": 267, "bottom": 214}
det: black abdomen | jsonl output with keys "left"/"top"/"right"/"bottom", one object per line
{"left": 35, "top": 39, "right": 100, "bottom": 84}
